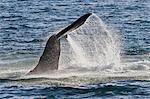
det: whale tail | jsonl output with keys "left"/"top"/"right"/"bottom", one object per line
{"left": 28, "top": 13, "right": 92, "bottom": 75}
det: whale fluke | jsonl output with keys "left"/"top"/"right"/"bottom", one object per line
{"left": 56, "top": 13, "right": 92, "bottom": 39}
{"left": 28, "top": 13, "right": 92, "bottom": 75}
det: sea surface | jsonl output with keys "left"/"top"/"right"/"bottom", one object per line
{"left": 0, "top": 0, "right": 150, "bottom": 99}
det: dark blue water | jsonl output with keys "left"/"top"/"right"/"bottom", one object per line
{"left": 0, "top": 0, "right": 150, "bottom": 98}
{"left": 0, "top": 80, "right": 150, "bottom": 98}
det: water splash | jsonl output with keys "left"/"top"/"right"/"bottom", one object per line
{"left": 59, "top": 13, "right": 121, "bottom": 71}
{"left": 66, "top": 35, "right": 90, "bottom": 67}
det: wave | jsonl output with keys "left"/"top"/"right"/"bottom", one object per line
{"left": 0, "top": 64, "right": 149, "bottom": 86}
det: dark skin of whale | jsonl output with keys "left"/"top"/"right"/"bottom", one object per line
{"left": 28, "top": 13, "right": 92, "bottom": 75}
{"left": 28, "top": 35, "right": 60, "bottom": 75}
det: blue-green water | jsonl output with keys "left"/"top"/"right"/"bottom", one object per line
{"left": 0, "top": 0, "right": 150, "bottom": 98}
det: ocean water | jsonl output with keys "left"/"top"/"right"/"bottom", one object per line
{"left": 0, "top": 0, "right": 150, "bottom": 98}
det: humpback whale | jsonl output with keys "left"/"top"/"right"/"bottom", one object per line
{"left": 28, "top": 13, "right": 92, "bottom": 75}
